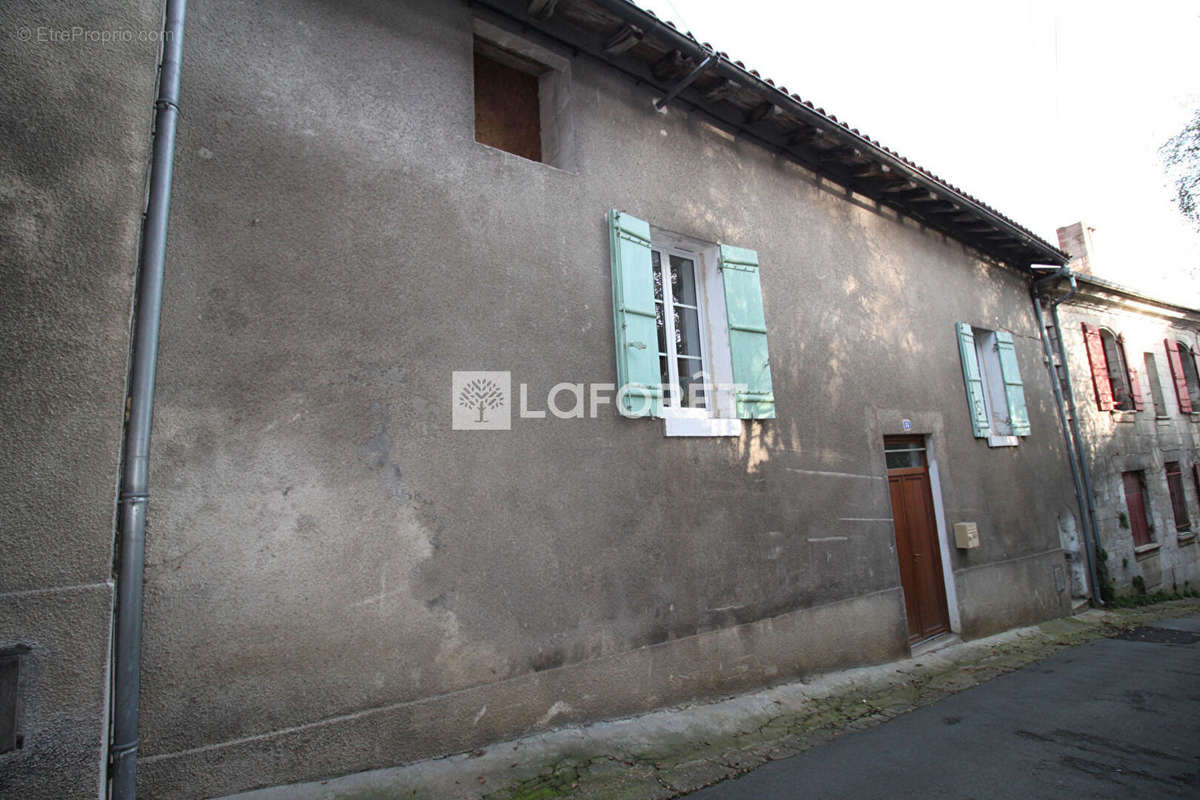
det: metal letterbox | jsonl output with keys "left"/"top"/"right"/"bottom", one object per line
{"left": 954, "top": 522, "right": 980, "bottom": 549}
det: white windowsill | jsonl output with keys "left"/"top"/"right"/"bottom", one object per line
{"left": 664, "top": 415, "right": 742, "bottom": 437}
{"left": 1134, "top": 542, "right": 1162, "bottom": 557}
{"left": 986, "top": 434, "right": 1019, "bottom": 448}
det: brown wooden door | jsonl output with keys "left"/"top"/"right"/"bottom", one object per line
{"left": 885, "top": 439, "right": 950, "bottom": 644}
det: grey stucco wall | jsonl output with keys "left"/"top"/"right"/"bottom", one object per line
{"left": 0, "top": 1, "right": 161, "bottom": 797}
{"left": 134, "top": 0, "right": 1075, "bottom": 795}
{"left": 1055, "top": 301, "right": 1200, "bottom": 595}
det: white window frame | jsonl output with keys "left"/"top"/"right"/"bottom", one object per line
{"left": 650, "top": 227, "right": 740, "bottom": 437}
{"left": 972, "top": 327, "right": 1018, "bottom": 447}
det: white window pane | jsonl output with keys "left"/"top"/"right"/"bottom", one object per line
{"left": 678, "top": 358, "right": 707, "bottom": 408}
{"left": 674, "top": 306, "right": 703, "bottom": 359}
{"left": 669, "top": 254, "right": 699, "bottom": 306}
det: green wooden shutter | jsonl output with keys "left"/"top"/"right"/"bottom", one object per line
{"left": 994, "top": 330, "right": 1031, "bottom": 436}
{"left": 956, "top": 323, "right": 991, "bottom": 438}
{"left": 720, "top": 244, "right": 774, "bottom": 419}
{"left": 609, "top": 210, "right": 662, "bottom": 417}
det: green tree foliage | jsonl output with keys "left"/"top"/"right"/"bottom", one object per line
{"left": 1161, "top": 109, "right": 1200, "bottom": 232}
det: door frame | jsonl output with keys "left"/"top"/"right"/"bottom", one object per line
{"left": 885, "top": 435, "right": 961, "bottom": 641}
{"left": 925, "top": 447, "right": 961, "bottom": 635}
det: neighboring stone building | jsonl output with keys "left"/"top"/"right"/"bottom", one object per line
{"left": 3, "top": 1, "right": 1113, "bottom": 798}
{"left": 1041, "top": 224, "right": 1200, "bottom": 600}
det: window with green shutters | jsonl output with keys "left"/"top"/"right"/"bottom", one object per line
{"left": 608, "top": 209, "right": 774, "bottom": 434}
{"left": 956, "top": 323, "right": 1031, "bottom": 444}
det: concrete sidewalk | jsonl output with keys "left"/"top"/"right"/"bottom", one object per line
{"left": 222, "top": 599, "right": 1200, "bottom": 800}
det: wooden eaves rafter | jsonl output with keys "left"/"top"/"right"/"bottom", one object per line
{"left": 476, "top": 0, "right": 1068, "bottom": 269}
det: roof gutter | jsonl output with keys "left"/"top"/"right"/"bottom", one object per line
{"left": 110, "top": 1, "right": 187, "bottom": 797}
{"left": 586, "top": 0, "right": 1067, "bottom": 267}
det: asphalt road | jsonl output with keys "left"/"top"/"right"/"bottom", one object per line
{"left": 685, "top": 615, "right": 1200, "bottom": 799}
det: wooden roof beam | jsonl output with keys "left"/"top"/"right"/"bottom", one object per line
{"left": 853, "top": 162, "right": 893, "bottom": 180}
{"left": 602, "top": 24, "right": 643, "bottom": 54}
{"left": 651, "top": 49, "right": 689, "bottom": 82}
{"left": 818, "top": 145, "right": 865, "bottom": 164}
{"left": 880, "top": 180, "right": 920, "bottom": 194}
{"left": 746, "top": 102, "right": 784, "bottom": 124}
{"left": 528, "top": 0, "right": 559, "bottom": 20}
{"left": 787, "top": 126, "right": 829, "bottom": 148}
{"left": 703, "top": 78, "right": 740, "bottom": 103}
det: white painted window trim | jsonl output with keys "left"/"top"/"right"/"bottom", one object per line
{"left": 651, "top": 227, "right": 741, "bottom": 438}
{"left": 664, "top": 415, "right": 742, "bottom": 437}
{"left": 651, "top": 240, "right": 712, "bottom": 413}
{"left": 972, "top": 328, "right": 1014, "bottom": 438}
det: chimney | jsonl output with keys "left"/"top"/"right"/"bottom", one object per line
{"left": 1055, "top": 222, "right": 1098, "bottom": 275}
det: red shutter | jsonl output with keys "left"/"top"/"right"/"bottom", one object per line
{"left": 1082, "top": 324, "right": 1114, "bottom": 411}
{"left": 1126, "top": 364, "right": 1145, "bottom": 411}
{"left": 1123, "top": 471, "right": 1152, "bottom": 547}
{"left": 1193, "top": 344, "right": 1200, "bottom": 392}
{"left": 1165, "top": 338, "right": 1193, "bottom": 413}
{"left": 1120, "top": 336, "right": 1145, "bottom": 411}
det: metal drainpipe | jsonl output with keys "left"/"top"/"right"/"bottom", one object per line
{"left": 1031, "top": 270, "right": 1105, "bottom": 606}
{"left": 1048, "top": 290, "right": 1106, "bottom": 603}
{"left": 110, "top": 1, "right": 187, "bottom": 797}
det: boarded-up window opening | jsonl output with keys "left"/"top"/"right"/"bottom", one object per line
{"left": 1144, "top": 352, "right": 1167, "bottom": 418}
{"left": 474, "top": 40, "right": 543, "bottom": 163}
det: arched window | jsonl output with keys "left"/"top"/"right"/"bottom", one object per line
{"left": 1082, "top": 324, "right": 1139, "bottom": 412}
{"left": 1165, "top": 339, "right": 1200, "bottom": 413}
{"left": 1178, "top": 341, "right": 1200, "bottom": 408}
{"left": 1099, "top": 329, "right": 1134, "bottom": 411}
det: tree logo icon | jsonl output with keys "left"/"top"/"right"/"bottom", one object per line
{"left": 459, "top": 377, "right": 504, "bottom": 423}
{"left": 451, "top": 371, "right": 511, "bottom": 430}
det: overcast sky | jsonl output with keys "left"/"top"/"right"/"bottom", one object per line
{"left": 635, "top": 0, "right": 1200, "bottom": 303}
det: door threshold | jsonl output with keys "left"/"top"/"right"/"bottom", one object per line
{"left": 909, "top": 632, "right": 959, "bottom": 658}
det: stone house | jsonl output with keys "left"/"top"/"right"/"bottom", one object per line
{"left": 1040, "top": 224, "right": 1200, "bottom": 600}
{"left": 2, "top": 1, "right": 1103, "bottom": 797}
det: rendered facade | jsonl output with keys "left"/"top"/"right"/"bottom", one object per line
{"left": 6, "top": 1, "right": 1176, "bottom": 798}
